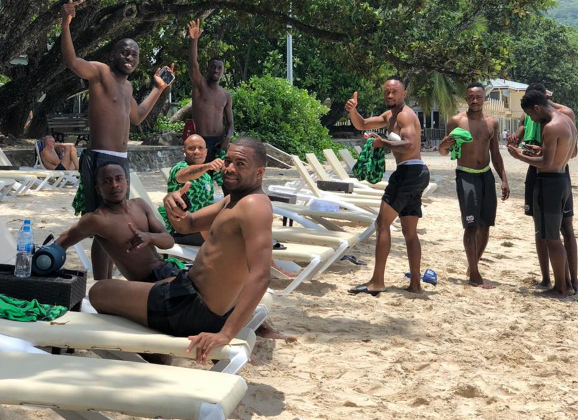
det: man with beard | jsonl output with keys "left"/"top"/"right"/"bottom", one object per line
{"left": 61, "top": 0, "right": 173, "bottom": 280}
{"left": 89, "top": 138, "right": 273, "bottom": 363}
{"left": 508, "top": 91, "right": 577, "bottom": 297}
{"left": 345, "top": 77, "right": 430, "bottom": 295}
{"left": 439, "top": 82, "right": 509, "bottom": 288}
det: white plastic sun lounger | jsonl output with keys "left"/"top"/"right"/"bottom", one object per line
{"left": 0, "top": 311, "right": 255, "bottom": 375}
{"left": 0, "top": 177, "right": 17, "bottom": 200}
{"left": 322, "top": 149, "right": 389, "bottom": 190}
{"left": 305, "top": 152, "right": 385, "bottom": 196}
{"left": 0, "top": 344, "right": 246, "bottom": 420}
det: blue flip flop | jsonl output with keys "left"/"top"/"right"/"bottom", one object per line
{"left": 404, "top": 269, "right": 438, "bottom": 286}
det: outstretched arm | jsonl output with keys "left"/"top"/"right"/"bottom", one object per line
{"left": 345, "top": 91, "right": 387, "bottom": 131}
{"left": 175, "top": 159, "right": 223, "bottom": 183}
{"left": 129, "top": 65, "right": 173, "bottom": 125}
{"left": 55, "top": 214, "right": 98, "bottom": 250}
{"left": 187, "top": 19, "right": 205, "bottom": 87}
{"left": 163, "top": 183, "right": 228, "bottom": 233}
{"left": 61, "top": 0, "right": 100, "bottom": 80}
{"left": 187, "top": 195, "right": 273, "bottom": 363}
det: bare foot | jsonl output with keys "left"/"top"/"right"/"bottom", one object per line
{"left": 531, "top": 279, "right": 551, "bottom": 289}
{"left": 540, "top": 288, "right": 572, "bottom": 298}
{"left": 405, "top": 282, "right": 422, "bottom": 294}
{"left": 256, "top": 322, "right": 297, "bottom": 343}
{"left": 468, "top": 272, "right": 495, "bottom": 289}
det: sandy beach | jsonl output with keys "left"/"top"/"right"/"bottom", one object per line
{"left": 2, "top": 149, "right": 578, "bottom": 420}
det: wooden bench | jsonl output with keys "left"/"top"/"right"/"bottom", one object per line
{"left": 47, "top": 113, "right": 90, "bottom": 145}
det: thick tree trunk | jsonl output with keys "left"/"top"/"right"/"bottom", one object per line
{"left": 169, "top": 102, "right": 192, "bottom": 123}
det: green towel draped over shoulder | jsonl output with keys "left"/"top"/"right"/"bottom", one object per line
{"left": 0, "top": 294, "right": 68, "bottom": 322}
{"left": 448, "top": 127, "right": 473, "bottom": 160}
{"left": 352, "top": 138, "right": 385, "bottom": 184}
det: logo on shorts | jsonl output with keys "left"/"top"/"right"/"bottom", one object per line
{"left": 525, "top": 205, "right": 530, "bottom": 212}
{"left": 466, "top": 215, "right": 475, "bottom": 223}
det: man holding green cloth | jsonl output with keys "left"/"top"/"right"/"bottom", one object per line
{"left": 439, "top": 82, "right": 510, "bottom": 289}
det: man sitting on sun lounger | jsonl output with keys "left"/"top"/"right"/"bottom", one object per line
{"left": 40, "top": 135, "right": 80, "bottom": 171}
{"left": 88, "top": 137, "right": 273, "bottom": 361}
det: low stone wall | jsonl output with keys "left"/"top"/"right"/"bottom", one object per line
{"left": 4, "top": 145, "right": 184, "bottom": 172}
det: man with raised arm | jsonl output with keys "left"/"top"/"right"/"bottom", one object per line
{"left": 187, "top": 19, "right": 233, "bottom": 165}
{"left": 61, "top": 0, "right": 173, "bottom": 280}
{"left": 439, "top": 82, "right": 509, "bottom": 289}
{"left": 508, "top": 83, "right": 577, "bottom": 292}
{"left": 345, "top": 77, "right": 430, "bottom": 295}
{"left": 507, "top": 91, "right": 577, "bottom": 297}
{"left": 89, "top": 138, "right": 273, "bottom": 362}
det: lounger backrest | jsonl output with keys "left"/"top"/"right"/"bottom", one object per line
{"left": 322, "top": 149, "right": 350, "bottom": 180}
{"left": 338, "top": 149, "right": 357, "bottom": 171}
{"left": 0, "top": 220, "right": 16, "bottom": 264}
{"left": 129, "top": 171, "right": 165, "bottom": 223}
{"left": 290, "top": 155, "right": 323, "bottom": 197}
{"left": 305, "top": 153, "right": 331, "bottom": 181}
{"left": 0, "top": 148, "right": 13, "bottom": 166}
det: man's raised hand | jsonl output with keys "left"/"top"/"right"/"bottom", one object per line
{"left": 153, "top": 63, "right": 175, "bottom": 89}
{"left": 206, "top": 158, "right": 224, "bottom": 172}
{"left": 187, "top": 19, "right": 204, "bottom": 39}
{"left": 345, "top": 91, "right": 358, "bottom": 112}
{"left": 61, "top": 0, "right": 84, "bottom": 25}
{"left": 163, "top": 182, "right": 191, "bottom": 220}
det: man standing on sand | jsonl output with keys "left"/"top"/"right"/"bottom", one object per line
{"left": 61, "top": 0, "right": 173, "bottom": 279}
{"left": 508, "top": 91, "right": 577, "bottom": 297}
{"left": 345, "top": 77, "right": 430, "bottom": 295}
{"left": 89, "top": 138, "right": 273, "bottom": 362}
{"left": 508, "top": 83, "right": 577, "bottom": 292}
{"left": 187, "top": 19, "right": 233, "bottom": 166}
{"left": 439, "top": 82, "right": 509, "bottom": 289}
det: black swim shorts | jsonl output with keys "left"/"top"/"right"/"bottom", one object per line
{"left": 147, "top": 270, "right": 232, "bottom": 337}
{"left": 381, "top": 164, "right": 430, "bottom": 217}
{"left": 203, "top": 135, "right": 225, "bottom": 164}
{"left": 455, "top": 168, "right": 497, "bottom": 228}
{"left": 533, "top": 173, "right": 572, "bottom": 240}
{"left": 525, "top": 165, "right": 573, "bottom": 217}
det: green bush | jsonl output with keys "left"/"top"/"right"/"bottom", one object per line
{"left": 155, "top": 116, "right": 184, "bottom": 133}
{"left": 232, "top": 76, "right": 338, "bottom": 158}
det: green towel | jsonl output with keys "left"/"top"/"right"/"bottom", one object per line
{"left": 523, "top": 114, "right": 541, "bottom": 146}
{"left": 352, "top": 138, "right": 385, "bottom": 184}
{"left": 165, "top": 257, "right": 186, "bottom": 269}
{"left": 0, "top": 294, "right": 68, "bottom": 322}
{"left": 448, "top": 128, "right": 473, "bottom": 160}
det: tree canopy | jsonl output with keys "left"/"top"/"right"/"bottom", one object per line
{"left": 0, "top": 0, "right": 559, "bottom": 137}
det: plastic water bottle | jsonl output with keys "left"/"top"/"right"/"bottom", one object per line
{"left": 14, "top": 220, "right": 34, "bottom": 278}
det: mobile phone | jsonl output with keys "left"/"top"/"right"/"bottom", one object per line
{"left": 158, "top": 66, "right": 175, "bottom": 86}
{"left": 177, "top": 193, "right": 192, "bottom": 211}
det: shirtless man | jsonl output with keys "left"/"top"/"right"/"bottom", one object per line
{"left": 345, "top": 77, "right": 430, "bottom": 295}
{"left": 55, "top": 162, "right": 178, "bottom": 283}
{"left": 187, "top": 19, "right": 233, "bottom": 164}
{"left": 40, "top": 135, "right": 79, "bottom": 170}
{"left": 89, "top": 138, "right": 273, "bottom": 361}
{"left": 508, "top": 83, "right": 577, "bottom": 291}
{"left": 508, "top": 91, "right": 577, "bottom": 297}
{"left": 439, "top": 82, "right": 509, "bottom": 288}
{"left": 61, "top": 0, "right": 173, "bottom": 280}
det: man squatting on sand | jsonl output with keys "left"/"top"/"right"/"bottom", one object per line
{"left": 508, "top": 83, "right": 577, "bottom": 292}
{"left": 61, "top": 0, "right": 173, "bottom": 280}
{"left": 345, "top": 77, "right": 431, "bottom": 295}
{"left": 87, "top": 138, "right": 273, "bottom": 361}
{"left": 439, "top": 82, "right": 510, "bottom": 289}
{"left": 508, "top": 91, "right": 578, "bottom": 297}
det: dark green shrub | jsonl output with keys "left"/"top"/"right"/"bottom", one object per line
{"left": 232, "top": 76, "right": 338, "bottom": 158}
